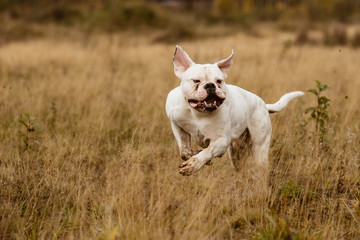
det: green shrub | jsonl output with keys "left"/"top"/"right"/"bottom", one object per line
{"left": 300, "top": 80, "right": 331, "bottom": 142}
{"left": 18, "top": 112, "right": 41, "bottom": 151}
{"left": 256, "top": 213, "right": 299, "bottom": 240}
{"left": 278, "top": 181, "right": 314, "bottom": 201}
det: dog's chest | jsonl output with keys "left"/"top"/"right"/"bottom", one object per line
{"left": 181, "top": 123, "right": 211, "bottom": 148}
{"left": 194, "top": 130, "right": 211, "bottom": 148}
{"left": 178, "top": 115, "right": 220, "bottom": 148}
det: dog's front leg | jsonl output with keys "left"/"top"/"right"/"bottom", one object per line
{"left": 179, "top": 136, "right": 229, "bottom": 176}
{"left": 171, "top": 123, "right": 200, "bottom": 160}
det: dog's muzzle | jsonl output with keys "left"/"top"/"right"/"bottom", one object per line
{"left": 204, "top": 83, "right": 216, "bottom": 95}
{"left": 188, "top": 94, "right": 225, "bottom": 112}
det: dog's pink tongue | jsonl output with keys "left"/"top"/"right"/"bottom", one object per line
{"left": 189, "top": 102, "right": 199, "bottom": 108}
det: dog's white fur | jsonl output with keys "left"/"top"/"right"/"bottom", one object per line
{"left": 166, "top": 46, "right": 304, "bottom": 176}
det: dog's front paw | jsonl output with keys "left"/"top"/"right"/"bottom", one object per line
{"left": 181, "top": 149, "right": 202, "bottom": 160}
{"left": 179, "top": 157, "right": 203, "bottom": 176}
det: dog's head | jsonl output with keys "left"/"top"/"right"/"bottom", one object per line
{"left": 173, "top": 45, "right": 233, "bottom": 113}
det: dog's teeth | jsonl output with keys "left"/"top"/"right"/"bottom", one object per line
{"left": 214, "top": 100, "right": 217, "bottom": 106}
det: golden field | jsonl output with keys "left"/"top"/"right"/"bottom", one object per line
{"left": 0, "top": 26, "right": 359, "bottom": 239}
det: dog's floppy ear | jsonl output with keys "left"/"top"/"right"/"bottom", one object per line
{"left": 217, "top": 50, "right": 234, "bottom": 75}
{"left": 173, "top": 45, "right": 194, "bottom": 78}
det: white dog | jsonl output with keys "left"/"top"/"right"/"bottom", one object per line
{"left": 166, "top": 46, "right": 304, "bottom": 176}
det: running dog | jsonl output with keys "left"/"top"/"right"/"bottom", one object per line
{"left": 166, "top": 46, "right": 304, "bottom": 176}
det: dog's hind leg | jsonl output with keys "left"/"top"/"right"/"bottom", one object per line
{"left": 246, "top": 108, "right": 272, "bottom": 195}
{"left": 251, "top": 134, "right": 271, "bottom": 170}
{"left": 228, "top": 128, "right": 252, "bottom": 171}
{"left": 247, "top": 106, "right": 272, "bottom": 169}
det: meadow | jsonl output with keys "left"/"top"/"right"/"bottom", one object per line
{"left": 0, "top": 24, "right": 359, "bottom": 239}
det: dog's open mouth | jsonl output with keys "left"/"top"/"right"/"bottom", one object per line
{"left": 188, "top": 94, "right": 225, "bottom": 112}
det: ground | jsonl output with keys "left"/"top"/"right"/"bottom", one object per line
{"left": 0, "top": 26, "right": 359, "bottom": 239}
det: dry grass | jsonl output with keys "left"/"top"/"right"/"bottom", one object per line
{"left": 0, "top": 28, "right": 359, "bottom": 239}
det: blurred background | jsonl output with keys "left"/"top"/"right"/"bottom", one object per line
{"left": 1, "top": 0, "right": 360, "bottom": 45}
{"left": 0, "top": 0, "right": 360, "bottom": 240}
{"left": 1, "top": 1, "right": 360, "bottom": 239}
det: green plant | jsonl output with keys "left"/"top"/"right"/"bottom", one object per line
{"left": 300, "top": 80, "right": 330, "bottom": 142}
{"left": 256, "top": 213, "right": 299, "bottom": 240}
{"left": 18, "top": 112, "right": 41, "bottom": 150}
{"left": 278, "top": 181, "right": 315, "bottom": 201}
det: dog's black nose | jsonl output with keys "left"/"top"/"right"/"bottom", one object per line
{"left": 204, "top": 83, "right": 216, "bottom": 94}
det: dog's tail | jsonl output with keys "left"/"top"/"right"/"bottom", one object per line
{"left": 266, "top": 91, "right": 304, "bottom": 113}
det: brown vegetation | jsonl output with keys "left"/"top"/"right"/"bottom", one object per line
{"left": 0, "top": 1, "right": 360, "bottom": 239}
{"left": 0, "top": 24, "right": 359, "bottom": 239}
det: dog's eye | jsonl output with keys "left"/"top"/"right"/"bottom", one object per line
{"left": 193, "top": 80, "right": 200, "bottom": 84}
{"left": 216, "top": 79, "right": 222, "bottom": 84}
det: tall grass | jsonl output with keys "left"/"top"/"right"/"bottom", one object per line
{"left": 0, "top": 29, "right": 359, "bottom": 239}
